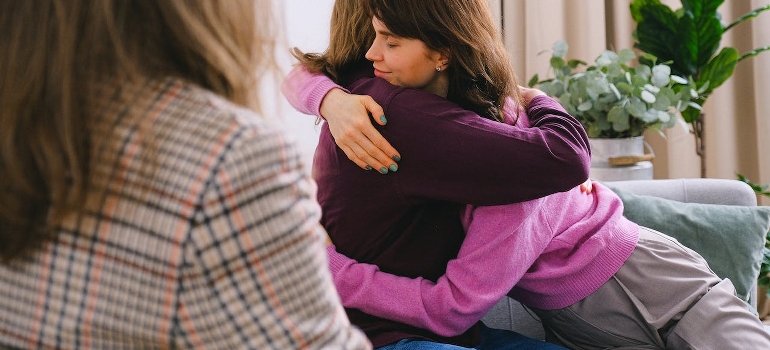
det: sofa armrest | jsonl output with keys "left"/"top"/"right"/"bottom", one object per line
{"left": 603, "top": 178, "right": 757, "bottom": 206}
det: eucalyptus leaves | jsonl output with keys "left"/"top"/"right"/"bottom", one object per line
{"left": 529, "top": 40, "right": 701, "bottom": 138}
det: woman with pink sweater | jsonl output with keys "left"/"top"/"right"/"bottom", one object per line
{"left": 290, "top": 67, "right": 770, "bottom": 348}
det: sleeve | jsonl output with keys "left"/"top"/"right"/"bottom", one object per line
{"left": 180, "top": 125, "right": 371, "bottom": 350}
{"left": 280, "top": 65, "right": 349, "bottom": 117}
{"left": 283, "top": 71, "right": 591, "bottom": 205}
{"left": 381, "top": 89, "right": 590, "bottom": 205}
{"left": 326, "top": 201, "right": 553, "bottom": 337}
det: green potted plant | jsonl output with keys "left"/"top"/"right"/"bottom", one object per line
{"left": 529, "top": 40, "right": 701, "bottom": 180}
{"left": 630, "top": 0, "right": 769, "bottom": 176}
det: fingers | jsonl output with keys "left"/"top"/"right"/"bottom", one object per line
{"left": 341, "top": 131, "right": 397, "bottom": 174}
{"left": 518, "top": 86, "right": 546, "bottom": 104}
{"left": 362, "top": 96, "right": 387, "bottom": 126}
{"left": 579, "top": 179, "right": 593, "bottom": 194}
{"left": 361, "top": 124, "right": 400, "bottom": 167}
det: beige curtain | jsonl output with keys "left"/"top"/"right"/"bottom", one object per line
{"left": 489, "top": 0, "right": 770, "bottom": 206}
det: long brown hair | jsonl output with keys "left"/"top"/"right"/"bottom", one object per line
{"left": 0, "top": 0, "right": 276, "bottom": 262}
{"left": 292, "top": 0, "right": 374, "bottom": 82}
{"left": 364, "top": 0, "right": 521, "bottom": 122}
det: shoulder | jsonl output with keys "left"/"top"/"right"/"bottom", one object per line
{"left": 161, "top": 77, "right": 288, "bottom": 148}
{"left": 526, "top": 95, "right": 565, "bottom": 113}
{"left": 347, "top": 77, "right": 467, "bottom": 120}
{"left": 145, "top": 78, "right": 300, "bottom": 182}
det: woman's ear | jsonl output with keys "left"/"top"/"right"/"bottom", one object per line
{"left": 436, "top": 48, "right": 451, "bottom": 70}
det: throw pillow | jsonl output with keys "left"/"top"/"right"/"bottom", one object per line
{"left": 606, "top": 185, "right": 770, "bottom": 303}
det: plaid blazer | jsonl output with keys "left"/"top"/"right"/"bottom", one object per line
{"left": 0, "top": 78, "right": 370, "bottom": 350}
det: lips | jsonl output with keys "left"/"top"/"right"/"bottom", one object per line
{"left": 373, "top": 68, "right": 389, "bottom": 78}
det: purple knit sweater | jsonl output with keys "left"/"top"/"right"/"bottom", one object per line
{"left": 281, "top": 63, "right": 595, "bottom": 346}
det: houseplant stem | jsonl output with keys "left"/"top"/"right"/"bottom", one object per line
{"left": 694, "top": 116, "right": 705, "bottom": 178}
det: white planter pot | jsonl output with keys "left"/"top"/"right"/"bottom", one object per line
{"left": 589, "top": 136, "right": 653, "bottom": 181}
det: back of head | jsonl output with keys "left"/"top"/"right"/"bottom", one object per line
{"left": 365, "top": 0, "right": 521, "bottom": 122}
{"left": 0, "top": 0, "right": 276, "bottom": 262}
{"left": 293, "top": 0, "right": 374, "bottom": 81}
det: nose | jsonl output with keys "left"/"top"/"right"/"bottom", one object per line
{"left": 365, "top": 41, "right": 380, "bottom": 62}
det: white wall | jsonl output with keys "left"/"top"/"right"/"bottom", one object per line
{"left": 262, "top": 0, "right": 335, "bottom": 172}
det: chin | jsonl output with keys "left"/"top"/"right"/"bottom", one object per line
{"left": 384, "top": 78, "right": 399, "bottom": 86}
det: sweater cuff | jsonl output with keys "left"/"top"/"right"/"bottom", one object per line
{"left": 281, "top": 66, "right": 350, "bottom": 118}
{"left": 309, "top": 80, "right": 349, "bottom": 119}
{"left": 326, "top": 244, "right": 348, "bottom": 274}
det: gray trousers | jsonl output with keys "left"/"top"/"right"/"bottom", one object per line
{"left": 530, "top": 227, "right": 770, "bottom": 349}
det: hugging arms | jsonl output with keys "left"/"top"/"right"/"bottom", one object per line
{"left": 282, "top": 63, "right": 593, "bottom": 335}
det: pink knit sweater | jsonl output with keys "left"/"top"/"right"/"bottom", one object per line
{"left": 327, "top": 182, "right": 638, "bottom": 336}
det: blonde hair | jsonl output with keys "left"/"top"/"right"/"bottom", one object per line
{"left": 0, "top": 0, "right": 276, "bottom": 262}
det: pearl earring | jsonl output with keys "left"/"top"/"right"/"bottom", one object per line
{"left": 436, "top": 66, "right": 442, "bottom": 72}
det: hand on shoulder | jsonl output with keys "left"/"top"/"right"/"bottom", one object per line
{"left": 320, "top": 88, "right": 401, "bottom": 174}
{"left": 518, "top": 86, "right": 546, "bottom": 105}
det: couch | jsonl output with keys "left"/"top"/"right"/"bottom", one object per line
{"left": 481, "top": 178, "right": 765, "bottom": 340}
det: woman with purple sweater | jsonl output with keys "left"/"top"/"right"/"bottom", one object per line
{"left": 284, "top": 0, "right": 770, "bottom": 349}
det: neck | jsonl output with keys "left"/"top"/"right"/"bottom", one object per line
{"left": 423, "top": 74, "right": 449, "bottom": 98}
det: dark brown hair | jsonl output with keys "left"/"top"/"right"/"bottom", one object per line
{"left": 0, "top": 0, "right": 274, "bottom": 262}
{"left": 363, "top": 0, "right": 521, "bottom": 122}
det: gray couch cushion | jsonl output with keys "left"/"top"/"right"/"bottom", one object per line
{"left": 605, "top": 184, "right": 770, "bottom": 304}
